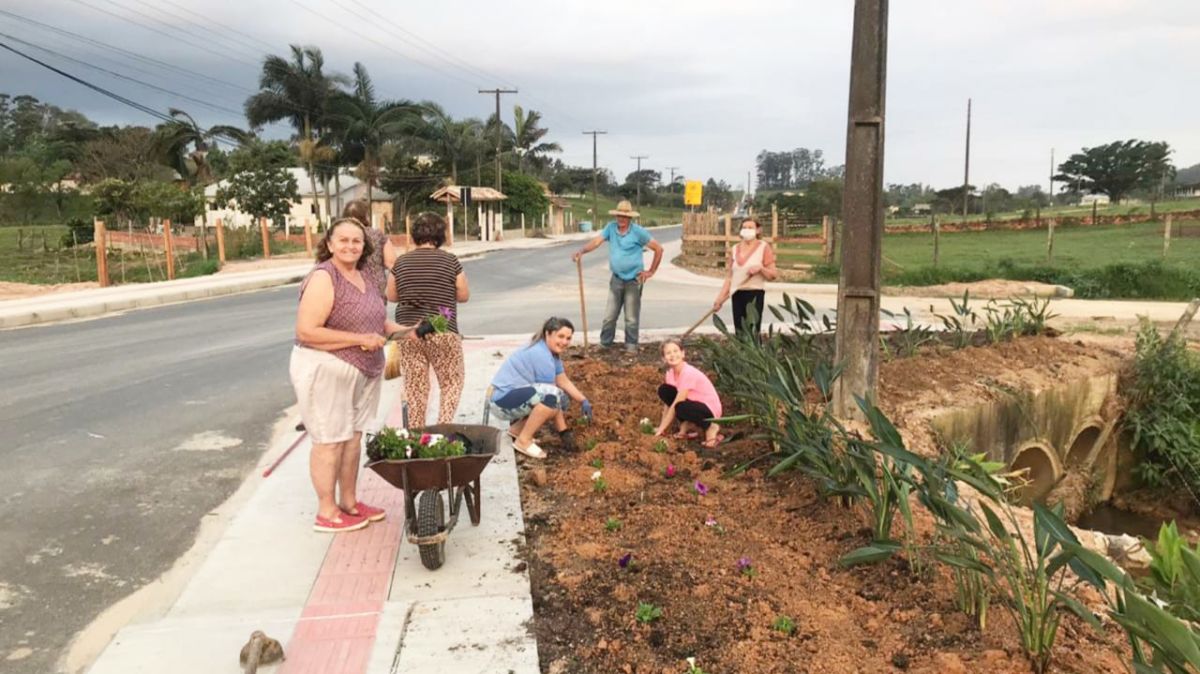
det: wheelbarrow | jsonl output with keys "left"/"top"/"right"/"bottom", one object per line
{"left": 366, "top": 424, "right": 501, "bottom": 570}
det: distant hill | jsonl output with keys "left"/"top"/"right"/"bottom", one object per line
{"left": 1176, "top": 162, "right": 1200, "bottom": 185}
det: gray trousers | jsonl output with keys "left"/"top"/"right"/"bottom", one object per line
{"left": 599, "top": 274, "right": 642, "bottom": 346}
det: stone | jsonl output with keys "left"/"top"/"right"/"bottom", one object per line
{"left": 932, "top": 652, "right": 967, "bottom": 674}
{"left": 530, "top": 468, "right": 548, "bottom": 487}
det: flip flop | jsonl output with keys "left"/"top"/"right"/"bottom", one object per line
{"left": 700, "top": 434, "right": 726, "bottom": 449}
{"left": 673, "top": 431, "right": 699, "bottom": 440}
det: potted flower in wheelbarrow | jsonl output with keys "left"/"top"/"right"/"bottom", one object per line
{"left": 364, "top": 423, "right": 501, "bottom": 570}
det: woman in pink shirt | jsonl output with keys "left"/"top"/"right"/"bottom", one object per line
{"left": 653, "top": 339, "right": 724, "bottom": 448}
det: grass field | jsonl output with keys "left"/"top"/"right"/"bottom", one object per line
{"left": 782, "top": 219, "right": 1200, "bottom": 299}
{"left": 0, "top": 225, "right": 301, "bottom": 286}
{"left": 885, "top": 198, "right": 1199, "bottom": 227}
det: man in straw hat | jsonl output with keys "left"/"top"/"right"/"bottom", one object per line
{"left": 572, "top": 199, "right": 664, "bottom": 352}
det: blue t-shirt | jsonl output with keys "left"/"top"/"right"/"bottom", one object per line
{"left": 490, "top": 340, "right": 565, "bottom": 398}
{"left": 601, "top": 221, "right": 652, "bottom": 281}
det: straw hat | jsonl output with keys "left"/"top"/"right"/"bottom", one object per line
{"left": 608, "top": 200, "right": 640, "bottom": 218}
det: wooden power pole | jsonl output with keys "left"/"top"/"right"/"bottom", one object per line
{"left": 962, "top": 97, "right": 971, "bottom": 219}
{"left": 630, "top": 154, "right": 649, "bottom": 209}
{"left": 479, "top": 88, "right": 518, "bottom": 193}
{"left": 832, "top": 0, "right": 889, "bottom": 419}
{"left": 583, "top": 130, "right": 607, "bottom": 225}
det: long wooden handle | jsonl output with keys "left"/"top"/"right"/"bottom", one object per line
{"left": 576, "top": 258, "right": 589, "bottom": 347}
{"left": 683, "top": 308, "right": 717, "bottom": 339}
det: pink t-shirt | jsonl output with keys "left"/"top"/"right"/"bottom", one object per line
{"left": 665, "top": 363, "right": 722, "bottom": 418}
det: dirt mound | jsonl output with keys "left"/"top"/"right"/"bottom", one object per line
{"left": 519, "top": 342, "right": 1132, "bottom": 674}
{"left": 885, "top": 279, "right": 1070, "bottom": 299}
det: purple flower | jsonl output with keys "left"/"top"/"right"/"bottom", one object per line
{"left": 737, "top": 556, "right": 752, "bottom": 572}
{"left": 704, "top": 517, "right": 718, "bottom": 527}
{"left": 438, "top": 306, "right": 455, "bottom": 319}
{"left": 694, "top": 481, "right": 708, "bottom": 496}
{"left": 618, "top": 552, "right": 632, "bottom": 569}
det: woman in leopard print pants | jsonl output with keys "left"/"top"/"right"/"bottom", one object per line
{"left": 388, "top": 212, "right": 469, "bottom": 428}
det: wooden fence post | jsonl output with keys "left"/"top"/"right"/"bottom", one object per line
{"left": 215, "top": 217, "right": 226, "bottom": 266}
{"left": 1091, "top": 200, "right": 1098, "bottom": 226}
{"left": 1163, "top": 214, "right": 1173, "bottom": 258}
{"left": 1047, "top": 218, "right": 1056, "bottom": 263}
{"left": 723, "top": 213, "right": 732, "bottom": 257}
{"left": 933, "top": 217, "right": 940, "bottom": 268}
{"left": 771, "top": 204, "right": 779, "bottom": 241}
{"left": 163, "top": 218, "right": 176, "bottom": 280}
{"left": 260, "top": 217, "right": 271, "bottom": 259}
{"left": 303, "top": 217, "right": 313, "bottom": 256}
{"left": 825, "top": 216, "right": 837, "bottom": 264}
{"left": 521, "top": 212, "right": 526, "bottom": 238}
{"left": 405, "top": 213, "right": 413, "bottom": 250}
{"left": 93, "top": 218, "right": 110, "bottom": 287}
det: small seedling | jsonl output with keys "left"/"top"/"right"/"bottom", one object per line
{"left": 592, "top": 476, "right": 608, "bottom": 493}
{"left": 585, "top": 438, "right": 599, "bottom": 451}
{"left": 589, "top": 457, "right": 604, "bottom": 469}
{"left": 686, "top": 657, "right": 707, "bottom": 674}
{"left": 737, "top": 556, "right": 757, "bottom": 577}
{"left": 575, "top": 415, "right": 591, "bottom": 426}
{"left": 653, "top": 439, "right": 668, "bottom": 453}
{"left": 773, "top": 615, "right": 796, "bottom": 635}
{"left": 638, "top": 417, "right": 655, "bottom": 435}
{"left": 605, "top": 517, "right": 622, "bottom": 532}
{"left": 635, "top": 602, "right": 662, "bottom": 623}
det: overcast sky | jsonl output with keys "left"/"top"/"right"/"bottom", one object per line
{"left": 2, "top": 0, "right": 1197, "bottom": 192}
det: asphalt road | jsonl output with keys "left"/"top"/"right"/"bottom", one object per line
{"left": 0, "top": 226, "right": 731, "bottom": 673}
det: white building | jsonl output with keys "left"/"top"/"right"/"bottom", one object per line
{"left": 204, "top": 168, "right": 395, "bottom": 230}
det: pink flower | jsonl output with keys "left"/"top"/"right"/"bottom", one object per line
{"left": 705, "top": 517, "right": 718, "bottom": 527}
{"left": 438, "top": 306, "right": 455, "bottom": 319}
{"left": 694, "top": 481, "right": 708, "bottom": 496}
{"left": 664, "top": 464, "right": 676, "bottom": 478}
{"left": 737, "top": 556, "right": 752, "bottom": 572}
{"left": 420, "top": 433, "right": 432, "bottom": 445}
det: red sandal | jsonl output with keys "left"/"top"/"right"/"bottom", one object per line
{"left": 313, "top": 512, "right": 369, "bottom": 533}
{"left": 344, "top": 501, "right": 386, "bottom": 522}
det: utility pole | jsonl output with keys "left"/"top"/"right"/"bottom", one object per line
{"left": 962, "top": 97, "right": 971, "bottom": 219}
{"left": 831, "top": 0, "right": 888, "bottom": 419}
{"left": 630, "top": 154, "right": 649, "bottom": 208}
{"left": 583, "top": 130, "right": 607, "bottom": 226}
{"left": 479, "top": 88, "right": 518, "bottom": 193}
{"left": 666, "top": 166, "right": 680, "bottom": 193}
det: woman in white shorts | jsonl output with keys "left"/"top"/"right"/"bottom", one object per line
{"left": 292, "top": 218, "right": 411, "bottom": 533}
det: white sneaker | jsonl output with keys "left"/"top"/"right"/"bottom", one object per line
{"left": 513, "top": 440, "right": 546, "bottom": 459}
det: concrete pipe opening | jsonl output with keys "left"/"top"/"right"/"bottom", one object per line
{"left": 1012, "top": 443, "right": 1060, "bottom": 504}
{"left": 1066, "top": 424, "right": 1103, "bottom": 468}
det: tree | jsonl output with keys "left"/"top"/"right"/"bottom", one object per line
{"left": 151, "top": 108, "right": 248, "bottom": 186}
{"left": 417, "top": 104, "right": 483, "bottom": 185}
{"left": 245, "top": 45, "right": 347, "bottom": 223}
{"left": 132, "top": 181, "right": 205, "bottom": 224}
{"left": 704, "top": 178, "right": 734, "bottom": 210}
{"left": 511, "top": 105, "right": 560, "bottom": 173}
{"left": 91, "top": 178, "right": 138, "bottom": 225}
{"left": 76, "top": 126, "right": 173, "bottom": 183}
{"left": 1053, "top": 139, "right": 1174, "bottom": 204}
{"left": 328, "top": 63, "right": 416, "bottom": 207}
{"left": 379, "top": 154, "right": 441, "bottom": 221}
{"left": 502, "top": 171, "right": 550, "bottom": 220}
{"left": 215, "top": 142, "right": 301, "bottom": 226}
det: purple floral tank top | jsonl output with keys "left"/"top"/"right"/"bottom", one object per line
{"left": 298, "top": 260, "right": 386, "bottom": 378}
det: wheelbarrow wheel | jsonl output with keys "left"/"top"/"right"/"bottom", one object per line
{"left": 416, "top": 490, "right": 446, "bottom": 570}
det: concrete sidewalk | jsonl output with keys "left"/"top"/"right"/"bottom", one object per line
{"left": 0, "top": 230, "right": 599, "bottom": 330}
{"left": 85, "top": 334, "right": 541, "bottom": 674}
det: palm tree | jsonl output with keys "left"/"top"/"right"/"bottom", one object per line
{"left": 327, "top": 62, "right": 417, "bottom": 208}
{"left": 418, "top": 103, "right": 483, "bottom": 185}
{"left": 511, "top": 105, "right": 561, "bottom": 173}
{"left": 244, "top": 45, "right": 347, "bottom": 224}
{"left": 152, "top": 108, "right": 248, "bottom": 185}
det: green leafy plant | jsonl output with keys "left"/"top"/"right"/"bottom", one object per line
{"left": 653, "top": 439, "right": 668, "bottom": 453}
{"left": 1125, "top": 320, "right": 1200, "bottom": 496}
{"left": 635, "top": 602, "right": 663, "bottom": 623}
{"left": 605, "top": 517, "right": 622, "bottom": 533}
{"left": 772, "top": 615, "right": 796, "bottom": 635}
{"left": 882, "top": 306, "right": 936, "bottom": 358}
{"left": 365, "top": 427, "right": 467, "bottom": 461}
{"left": 932, "top": 291, "right": 978, "bottom": 349}
{"left": 1143, "top": 521, "right": 1200, "bottom": 623}
{"left": 638, "top": 417, "right": 655, "bottom": 435}
{"left": 589, "top": 457, "right": 604, "bottom": 469}
{"left": 586, "top": 438, "right": 599, "bottom": 451}
{"left": 592, "top": 474, "right": 608, "bottom": 493}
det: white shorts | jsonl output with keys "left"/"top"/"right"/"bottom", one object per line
{"left": 289, "top": 346, "right": 382, "bottom": 444}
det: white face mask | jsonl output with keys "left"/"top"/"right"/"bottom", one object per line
{"left": 739, "top": 228, "right": 757, "bottom": 241}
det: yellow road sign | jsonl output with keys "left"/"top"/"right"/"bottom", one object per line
{"left": 684, "top": 180, "right": 703, "bottom": 206}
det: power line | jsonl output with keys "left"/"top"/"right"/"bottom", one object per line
{"left": 157, "top": 0, "right": 277, "bottom": 52}
{"left": 288, "top": 0, "right": 481, "bottom": 89}
{"left": 0, "top": 32, "right": 245, "bottom": 117}
{"left": 0, "top": 9, "right": 251, "bottom": 94}
{"left": 124, "top": 0, "right": 270, "bottom": 59}
{"left": 64, "top": 0, "right": 258, "bottom": 68}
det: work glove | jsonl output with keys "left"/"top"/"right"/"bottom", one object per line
{"left": 581, "top": 399, "right": 593, "bottom": 420}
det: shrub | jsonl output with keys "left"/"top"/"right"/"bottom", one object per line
{"left": 61, "top": 217, "right": 94, "bottom": 247}
{"left": 1126, "top": 320, "right": 1200, "bottom": 494}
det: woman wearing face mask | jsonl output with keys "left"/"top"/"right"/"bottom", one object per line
{"left": 712, "top": 218, "right": 779, "bottom": 338}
